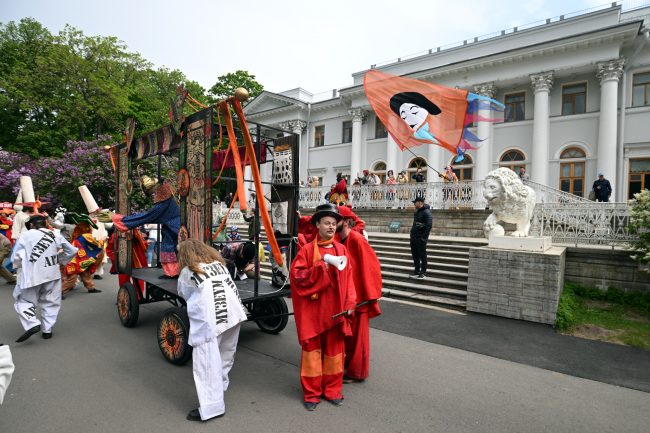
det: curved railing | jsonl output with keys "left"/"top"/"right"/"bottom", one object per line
{"left": 530, "top": 202, "right": 634, "bottom": 246}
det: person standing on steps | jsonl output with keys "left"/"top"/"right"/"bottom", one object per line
{"left": 409, "top": 197, "right": 432, "bottom": 279}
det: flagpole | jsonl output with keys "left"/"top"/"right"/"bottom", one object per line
{"left": 402, "top": 146, "right": 444, "bottom": 177}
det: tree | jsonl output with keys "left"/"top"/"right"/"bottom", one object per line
{"left": 208, "top": 70, "right": 263, "bottom": 103}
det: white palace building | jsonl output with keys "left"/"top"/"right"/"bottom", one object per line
{"left": 245, "top": 3, "right": 650, "bottom": 201}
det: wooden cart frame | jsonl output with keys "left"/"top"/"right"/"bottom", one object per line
{"left": 112, "top": 105, "right": 299, "bottom": 365}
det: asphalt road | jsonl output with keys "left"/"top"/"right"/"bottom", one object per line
{"left": 1, "top": 272, "right": 649, "bottom": 433}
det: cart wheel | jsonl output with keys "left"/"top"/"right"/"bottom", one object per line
{"left": 157, "top": 307, "right": 192, "bottom": 365}
{"left": 253, "top": 297, "right": 289, "bottom": 334}
{"left": 117, "top": 282, "right": 139, "bottom": 328}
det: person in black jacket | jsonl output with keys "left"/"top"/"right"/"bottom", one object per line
{"left": 592, "top": 173, "right": 612, "bottom": 202}
{"left": 410, "top": 197, "right": 432, "bottom": 279}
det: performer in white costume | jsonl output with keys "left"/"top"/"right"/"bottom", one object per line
{"left": 176, "top": 239, "right": 248, "bottom": 422}
{"left": 12, "top": 215, "right": 78, "bottom": 342}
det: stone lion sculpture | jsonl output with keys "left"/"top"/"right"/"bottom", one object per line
{"left": 482, "top": 167, "right": 536, "bottom": 238}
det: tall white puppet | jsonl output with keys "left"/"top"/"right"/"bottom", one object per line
{"left": 11, "top": 176, "right": 38, "bottom": 242}
{"left": 78, "top": 186, "right": 110, "bottom": 280}
{"left": 12, "top": 214, "right": 78, "bottom": 342}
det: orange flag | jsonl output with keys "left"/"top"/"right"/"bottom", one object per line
{"left": 364, "top": 70, "right": 504, "bottom": 161}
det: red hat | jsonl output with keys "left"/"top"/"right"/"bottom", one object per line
{"left": 337, "top": 205, "right": 357, "bottom": 220}
{"left": 363, "top": 169, "right": 369, "bottom": 175}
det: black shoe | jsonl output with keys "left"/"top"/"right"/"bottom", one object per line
{"left": 186, "top": 408, "right": 224, "bottom": 422}
{"left": 5, "top": 280, "right": 16, "bottom": 285}
{"left": 87, "top": 289, "right": 102, "bottom": 293}
{"left": 93, "top": 275, "right": 102, "bottom": 280}
{"left": 16, "top": 325, "right": 41, "bottom": 343}
{"left": 61, "top": 295, "right": 66, "bottom": 300}
{"left": 343, "top": 375, "right": 365, "bottom": 384}
{"left": 303, "top": 401, "right": 319, "bottom": 411}
{"left": 409, "top": 273, "right": 420, "bottom": 278}
{"left": 42, "top": 332, "right": 52, "bottom": 339}
{"left": 327, "top": 398, "right": 344, "bottom": 406}
{"left": 417, "top": 274, "right": 425, "bottom": 279}
{"left": 158, "top": 274, "right": 178, "bottom": 280}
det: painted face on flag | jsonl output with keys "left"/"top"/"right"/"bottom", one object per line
{"left": 364, "top": 70, "right": 504, "bottom": 161}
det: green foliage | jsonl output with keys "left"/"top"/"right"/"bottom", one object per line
{"left": 627, "top": 189, "right": 650, "bottom": 269}
{"left": 555, "top": 284, "right": 578, "bottom": 330}
{"left": 556, "top": 282, "right": 650, "bottom": 349}
{"left": 0, "top": 18, "right": 209, "bottom": 156}
{"left": 208, "top": 70, "right": 263, "bottom": 102}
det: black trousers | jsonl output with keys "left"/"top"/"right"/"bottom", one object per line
{"left": 410, "top": 237, "right": 428, "bottom": 275}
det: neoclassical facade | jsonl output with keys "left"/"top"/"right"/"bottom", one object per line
{"left": 245, "top": 4, "right": 650, "bottom": 201}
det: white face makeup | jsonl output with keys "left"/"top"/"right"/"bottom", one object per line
{"left": 399, "top": 102, "right": 429, "bottom": 130}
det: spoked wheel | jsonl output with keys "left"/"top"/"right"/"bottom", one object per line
{"left": 117, "top": 282, "right": 139, "bottom": 328}
{"left": 157, "top": 307, "right": 192, "bottom": 365}
{"left": 253, "top": 297, "right": 289, "bottom": 334}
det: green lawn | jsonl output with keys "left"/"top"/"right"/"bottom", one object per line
{"left": 555, "top": 283, "right": 650, "bottom": 350}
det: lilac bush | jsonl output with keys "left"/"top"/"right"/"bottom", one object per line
{"left": 0, "top": 136, "right": 117, "bottom": 212}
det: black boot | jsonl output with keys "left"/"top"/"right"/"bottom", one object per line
{"left": 16, "top": 325, "right": 41, "bottom": 343}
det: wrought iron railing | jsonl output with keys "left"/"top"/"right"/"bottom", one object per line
{"left": 530, "top": 202, "right": 635, "bottom": 246}
{"left": 298, "top": 179, "right": 593, "bottom": 210}
{"left": 299, "top": 181, "right": 489, "bottom": 210}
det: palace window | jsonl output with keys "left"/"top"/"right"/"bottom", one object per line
{"left": 632, "top": 72, "right": 650, "bottom": 107}
{"left": 562, "top": 83, "right": 587, "bottom": 115}
{"left": 559, "top": 147, "right": 586, "bottom": 197}
{"left": 374, "top": 118, "right": 388, "bottom": 139}
{"left": 408, "top": 157, "right": 428, "bottom": 180}
{"left": 504, "top": 92, "right": 525, "bottom": 122}
{"left": 499, "top": 149, "right": 526, "bottom": 172}
{"left": 628, "top": 158, "right": 650, "bottom": 199}
{"left": 342, "top": 121, "right": 352, "bottom": 143}
{"left": 314, "top": 125, "right": 325, "bottom": 147}
{"left": 449, "top": 154, "right": 474, "bottom": 181}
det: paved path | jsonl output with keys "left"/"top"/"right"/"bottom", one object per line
{"left": 0, "top": 273, "right": 648, "bottom": 433}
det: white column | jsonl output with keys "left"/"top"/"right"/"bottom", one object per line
{"left": 427, "top": 144, "right": 441, "bottom": 181}
{"left": 596, "top": 59, "right": 625, "bottom": 201}
{"left": 386, "top": 134, "right": 399, "bottom": 176}
{"left": 530, "top": 72, "right": 554, "bottom": 185}
{"left": 349, "top": 108, "right": 366, "bottom": 181}
{"left": 473, "top": 82, "right": 497, "bottom": 181}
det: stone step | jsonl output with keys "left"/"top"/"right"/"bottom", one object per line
{"left": 380, "top": 257, "right": 469, "bottom": 274}
{"left": 381, "top": 288, "right": 467, "bottom": 310}
{"left": 381, "top": 270, "right": 467, "bottom": 290}
{"left": 372, "top": 246, "right": 469, "bottom": 259}
{"left": 370, "top": 240, "right": 474, "bottom": 251}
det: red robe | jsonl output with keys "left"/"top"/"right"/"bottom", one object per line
{"left": 337, "top": 229, "right": 382, "bottom": 381}
{"left": 290, "top": 239, "right": 357, "bottom": 402}
{"left": 290, "top": 240, "right": 357, "bottom": 343}
{"left": 337, "top": 230, "right": 382, "bottom": 317}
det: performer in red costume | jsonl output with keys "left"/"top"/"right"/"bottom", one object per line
{"left": 289, "top": 203, "right": 356, "bottom": 411}
{"left": 328, "top": 173, "right": 349, "bottom": 205}
{"left": 105, "top": 228, "right": 148, "bottom": 298}
{"left": 297, "top": 206, "right": 366, "bottom": 248}
{"left": 335, "top": 206, "right": 382, "bottom": 382}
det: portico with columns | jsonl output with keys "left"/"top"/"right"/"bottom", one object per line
{"left": 244, "top": 4, "right": 650, "bottom": 200}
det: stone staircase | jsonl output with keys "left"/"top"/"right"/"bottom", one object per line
{"left": 368, "top": 232, "right": 486, "bottom": 310}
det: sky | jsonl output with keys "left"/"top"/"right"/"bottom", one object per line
{"left": 1, "top": 0, "right": 625, "bottom": 98}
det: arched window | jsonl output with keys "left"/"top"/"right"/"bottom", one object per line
{"left": 448, "top": 154, "right": 474, "bottom": 181}
{"left": 408, "top": 157, "right": 428, "bottom": 181}
{"left": 372, "top": 161, "right": 387, "bottom": 183}
{"left": 560, "top": 147, "right": 586, "bottom": 197}
{"left": 499, "top": 149, "right": 526, "bottom": 172}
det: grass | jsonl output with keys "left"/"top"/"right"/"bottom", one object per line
{"left": 555, "top": 282, "right": 650, "bottom": 350}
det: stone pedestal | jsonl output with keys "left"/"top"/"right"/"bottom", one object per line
{"left": 488, "top": 235, "right": 552, "bottom": 252}
{"left": 467, "top": 246, "right": 566, "bottom": 324}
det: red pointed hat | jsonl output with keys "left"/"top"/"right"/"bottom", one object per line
{"left": 337, "top": 205, "right": 357, "bottom": 220}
